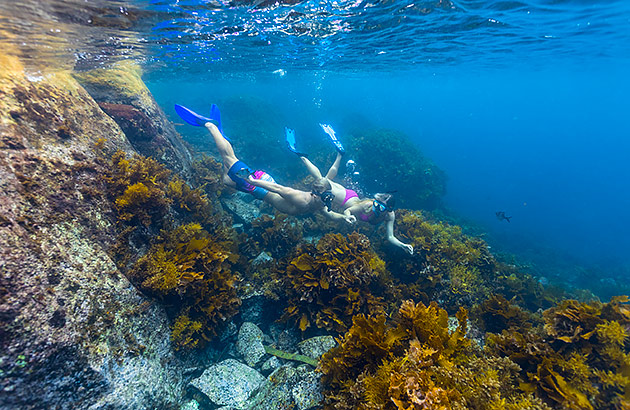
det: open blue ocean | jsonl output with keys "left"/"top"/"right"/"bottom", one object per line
{"left": 1, "top": 0, "right": 630, "bottom": 409}
{"left": 143, "top": 0, "right": 630, "bottom": 286}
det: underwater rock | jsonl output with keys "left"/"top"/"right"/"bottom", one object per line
{"left": 221, "top": 193, "right": 263, "bottom": 224}
{"left": 259, "top": 356, "right": 281, "bottom": 374}
{"left": 190, "top": 359, "right": 265, "bottom": 408}
{"left": 240, "top": 294, "right": 267, "bottom": 324}
{"left": 244, "top": 364, "right": 324, "bottom": 410}
{"left": 98, "top": 102, "right": 158, "bottom": 142}
{"left": 0, "top": 54, "right": 189, "bottom": 408}
{"left": 298, "top": 336, "right": 337, "bottom": 360}
{"left": 252, "top": 251, "right": 273, "bottom": 267}
{"left": 180, "top": 399, "right": 200, "bottom": 410}
{"left": 73, "top": 61, "right": 192, "bottom": 175}
{"left": 291, "top": 367, "right": 324, "bottom": 410}
{"left": 244, "top": 365, "right": 298, "bottom": 410}
{"left": 236, "top": 322, "right": 267, "bottom": 367}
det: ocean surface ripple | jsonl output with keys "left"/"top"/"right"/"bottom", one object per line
{"left": 1, "top": 0, "right": 629, "bottom": 74}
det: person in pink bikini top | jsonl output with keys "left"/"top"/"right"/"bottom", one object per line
{"left": 286, "top": 126, "right": 413, "bottom": 255}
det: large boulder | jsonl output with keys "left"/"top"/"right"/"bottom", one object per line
{"left": 0, "top": 51, "right": 190, "bottom": 408}
{"left": 189, "top": 359, "right": 265, "bottom": 408}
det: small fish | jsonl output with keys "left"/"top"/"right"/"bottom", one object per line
{"left": 496, "top": 211, "right": 512, "bottom": 223}
{"left": 272, "top": 69, "right": 287, "bottom": 77}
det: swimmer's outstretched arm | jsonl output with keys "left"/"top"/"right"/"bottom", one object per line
{"left": 385, "top": 212, "right": 413, "bottom": 255}
{"left": 322, "top": 208, "right": 356, "bottom": 224}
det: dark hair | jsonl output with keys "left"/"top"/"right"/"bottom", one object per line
{"left": 374, "top": 193, "right": 396, "bottom": 211}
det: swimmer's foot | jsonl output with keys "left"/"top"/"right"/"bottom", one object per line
{"left": 319, "top": 123, "right": 345, "bottom": 155}
{"left": 285, "top": 127, "right": 308, "bottom": 157}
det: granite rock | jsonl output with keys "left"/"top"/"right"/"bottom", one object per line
{"left": 0, "top": 51, "right": 191, "bottom": 408}
{"left": 190, "top": 359, "right": 265, "bottom": 408}
{"left": 298, "top": 336, "right": 337, "bottom": 360}
{"left": 236, "top": 322, "right": 266, "bottom": 367}
{"left": 291, "top": 368, "right": 324, "bottom": 410}
{"left": 222, "top": 194, "right": 262, "bottom": 224}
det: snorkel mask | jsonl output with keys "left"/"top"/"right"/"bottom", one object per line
{"left": 372, "top": 192, "right": 396, "bottom": 216}
{"left": 372, "top": 200, "right": 389, "bottom": 216}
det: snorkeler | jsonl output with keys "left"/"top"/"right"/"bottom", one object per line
{"left": 286, "top": 125, "right": 361, "bottom": 212}
{"left": 343, "top": 193, "right": 414, "bottom": 255}
{"left": 287, "top": 125, "right": 413, "bottom": 255}
{"left": 174, "top": 104, "right": 354, "bottom": 223}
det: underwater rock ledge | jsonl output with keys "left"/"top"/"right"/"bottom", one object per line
{"left": 0, "top": 54, "right": 194, "bottom": 409}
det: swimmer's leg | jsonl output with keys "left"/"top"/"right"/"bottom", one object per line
{"left": 325, "top": 152, "right": 343, "bottom": 180}
{"left": 249, "top": 178, "right": 309, "bottom": 205}
{"left": 300, "top": 157, "right": 324, "bottom": 179}
{"left": 206, "top": 123, "right": 238, "bottom": 169}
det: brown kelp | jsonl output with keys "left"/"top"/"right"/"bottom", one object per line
{"left": 130, "top": 223, "right": 240, "bottom": 350}
{"left": 319, "top": 299, "right": 551, "bottom": 410}
{"left": 283, "top": 232, "right": 389, "bottom": 333}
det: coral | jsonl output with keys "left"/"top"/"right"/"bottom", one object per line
{"left": 130, "top": 223, "right": 240, "bottom": 349}
{"left": 282, "top": 232, "right": 388, "bottom": 333}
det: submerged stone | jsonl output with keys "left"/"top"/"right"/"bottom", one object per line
{"left": 259, "top": 356, "right": 281, "bottom": 374}
{"left": 244, "top": 365, "right": 298, "bottom": 410}
{"left": 291, "top": 368, "right": 324, "bottom": 410}
{"left": 298, "top": 335, "right": 337, "bottom": 360}
{"left": 236, "top": 322, "right": 266, "bottom": 367}
{"left": 221, "top": 194, "right": 262, "bottom": 224}
{"left": 190, "top": 359, "right": 265, "bottom": 408}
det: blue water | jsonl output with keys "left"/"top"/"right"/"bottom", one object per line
{"left": 4, "top": 0, "right": 627, "bottom": 282}
{"left": 135, "top": 0, "right": 630, "bottom": 284}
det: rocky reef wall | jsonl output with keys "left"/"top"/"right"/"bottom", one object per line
{"left": 0, "top": 52, "right": 193, "bottom": 409}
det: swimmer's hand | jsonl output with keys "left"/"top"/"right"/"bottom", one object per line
{"left": 344, "top": 215, "right": 356, "bottom": 224}
{"left": 402, "top": 243, "right": 414, "bottom": 255}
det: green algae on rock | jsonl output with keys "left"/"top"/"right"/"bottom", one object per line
{"left": 0, "top": 51, "right": 194, "bottom": 408}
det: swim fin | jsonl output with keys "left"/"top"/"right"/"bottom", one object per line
{"left": 174, "top": 104, "right": 212, "bottom": 127}
{"left": 319, "top": 123, "right": 345, "bottom": 154}
{"left": 175, "top": 103, "right": 230, "bottom": 141}
{"left": 285, "top": 127, "right": 308, "bottom": 157}
{"left": 209, "top": 103, "right": 223, "bottom": 134}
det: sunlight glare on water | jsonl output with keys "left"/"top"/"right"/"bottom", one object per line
{"left": 1, "top": 0, "right": 629, "bottom": 75}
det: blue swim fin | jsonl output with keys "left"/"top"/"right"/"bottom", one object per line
{"left": 210, "top": 103, "right": 223, "bottom": 134}
{"left": 285, "top": 127, "right": 308, "bottom": 157}
{"left": 175, "top": 103, "right": 230, "bottom": 142}
{"left": 320, "top": 123, "right": 345, "bottom": 154}
{"left": 174, "top": 104, "right": 212, "bottom": 127}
